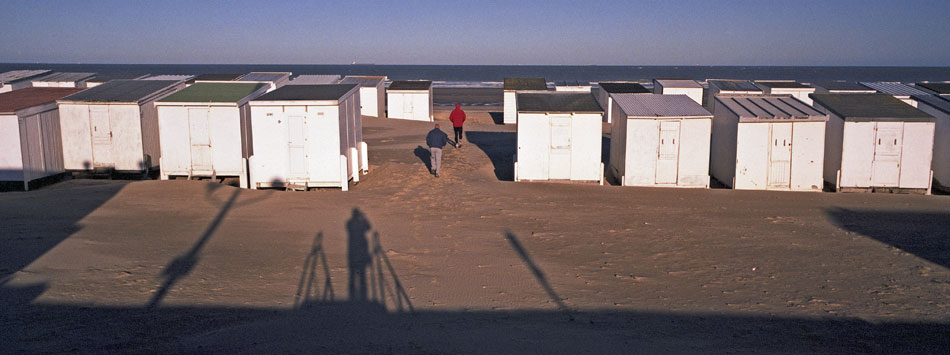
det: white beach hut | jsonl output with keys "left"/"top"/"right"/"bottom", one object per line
{"left": 0, "top": 70, "right": 52, "bottom": 93}
{"left": 340, "top": 76, "right": 386, "bottom": 118}
{"left": 386, "top": 80, "right": 432, "bottom": 121}
{"left": 239, "top": 72, "right": 292, "bottom": 92}
{"left": 0, "top": 88, "right": 83, "bottom": 190}
{"left": 859, "top": 82, "right": 930, "bottom": 108}
{"left": 289, "top": 75, "right": 341, "bottom": 85}
{"left": 595, "top": 82, "right": 649, "bottom": 124}
{"left": 810, "top": 94, "right": 936, "bottom": 194}
{"left": 31, "top": 72, "right": 95, "bottom": 88}
{"left": 85, "top": 73, "right": 149, "bottom": 87}
{"left": 653, "top": 79, "right": 704, "bottom": 105}
{"left": 911, "top": 94, "right": 950, "bottom": 192}
{"left": 914, "top": 82, "right": 950, "bottom": 96}
{"left": 555, "top": 80, "right": 591, "bottom": 92}
{"left": 514, "top": 92, "right": 604, "bottom": 183}
{"left": 57, "top": 80, "right": 184, "bottom": 174}
{"left": 754, "top": 81, "right": 816, "bottom": 105}
{"left": 711, "top": 95, "right": 829, "bottom": 191}
{"left": 503, "top": 78, "right": 547, "bottom": 124}
{"left": 154, "top": 82, "right": 270, "bottom": 187}
{"left": 609, "top": 94, "right": 712, "bottom": 188}
{"left": 811, "top": 81, "right": 877, "bottom": 94}
{"left": 248, "top": 84, "right": 367, "bottom": 190}
{"left": 705, "top": 80, "right": 763, "bottom": 112}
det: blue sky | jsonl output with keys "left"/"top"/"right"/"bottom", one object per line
{"left": 0, "top": 0, "right": 947, "bottom": 65}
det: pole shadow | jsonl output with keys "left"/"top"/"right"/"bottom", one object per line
{"left": 504, "top": 231, "right": 569, "bottom": 314}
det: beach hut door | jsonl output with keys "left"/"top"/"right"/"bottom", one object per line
{"left": 768, "top": 123, "right": 792, "bottom": 187}
{"left": 403, "top": 94, "right": 414, "bottom": 117}
{"left": 549, "top": 115, "right": 572, "bottom": 179}
{"left": 870, "top": 123, "right": 902, "bottom": 186}
{"left": 656, "top": 121, "right": 680, "bottom": 184}
{"left": 89, "top": 106, "right": 114, "bottom": 168}
{"left": 287, "top": 115, "right": 308, "bottom": 179}
{"left": 188, "top": 108, "right": 213, "bottom": 172}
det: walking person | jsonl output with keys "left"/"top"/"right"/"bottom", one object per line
{"left": 426, "top": 124, "right": 449, "bottom": 177}
{"left": 449, "top": 103, "right": 466, "bottom": 148}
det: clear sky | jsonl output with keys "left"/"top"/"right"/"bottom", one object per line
{"left": 1, "top": 0, "right": 947, "bottom": 66}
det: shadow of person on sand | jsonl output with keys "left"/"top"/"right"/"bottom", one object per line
{"left": 413, "top": 146, "right": 432, "bottom": 172}
{"left": 344, "top": 208, "right": 413, "bottom": 311}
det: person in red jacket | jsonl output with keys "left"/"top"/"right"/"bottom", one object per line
{"left": 449, "top": 103, "right": 466, "bottom": 148}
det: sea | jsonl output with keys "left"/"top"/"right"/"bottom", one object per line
{"left": 2, "top": 63, "right": 948, "bottom": 87}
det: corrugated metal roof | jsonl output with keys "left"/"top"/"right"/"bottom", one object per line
{"left": 708, "top": 80, "right": 761, "bottom": 92}
{"left": 254, "top": 84, "right": 358, "bottom": 102}
{"left": 33, "top": 72, "right": 96, "bottom": 83}
{"left": 913, "top": 94, "right": 950, "bottom": 115}
{"left": 87, "top": 73, "right": 149, "bottom": 82}
{"left": 716, "top": 95, "right": 827, "bottom": 122}
{"left": 388, "top": 80, "right": 432, "bottom": 91}
{"left": 613, "top": 94, "right": 711, "bottom": 118}
{"left": 193, "top": 73, "right": 244, "bottom": 81}
{"left": 0, "top": 87, "right": 85, "bottom": 113}
{"left": 143, "top": 75, "right": 195, "bottom": 81}
{"left": 158, "top": 82, "right": 266, "bottom": 103}
{"left": 916, "top": 82, "right": 950, "bottom": 95}
{"left": 504, "top": 78, "right": 547, "bottom": 91}
{"left": 516, "top": 92, "right": 603, "bottom": 113}
{"left": 810, "top": 94, "right": 934, "bottom": 122}
{"left": 0, "top": 70, "right": 51, "bottom": 84}
{"left": 290, "top": 74, "right": 341, "bottom": 85}
{"left": 859, "top": 82, "right": 931, "bottom": 96}
{"left": 340, "top": 75, "right": 385, "bottom": 87}
{"left": 555, "top": 80, "right": 590, "bottom": 87}
{"left": 755, "top": 81, "right": 812, "bottom": 89}
{"left": 598, "top": 82, "right": 649, "bottom": 94}
{"left": 653, "top": 79, "right": 702, "bottom": 88}
{"left": 811, "top": 81, "right": 875, "bottom": 92}
{"left": 58, "top": 80, "right": 180, "bottom": 103}
{"left": 239, "top": 72, "right": 291, "bottom": 82}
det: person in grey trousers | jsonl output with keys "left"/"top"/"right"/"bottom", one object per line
{"left": 426, "top": 124, "right": 449, "bottom": 177}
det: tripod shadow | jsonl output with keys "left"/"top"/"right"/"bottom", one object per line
{"left": 346, "top": 208, "right": 413, "bottom": 312}
{"left": 294, "top": 232, "right": 334, "bottom": 308}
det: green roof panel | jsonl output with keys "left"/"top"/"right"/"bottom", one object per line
{"left": 159, "top": 82, "right": 266, "bottom": 103}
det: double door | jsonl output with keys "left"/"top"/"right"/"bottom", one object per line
{"left": 656, "top": 121, "right": 681, "bottom": 184}
{"left": 870, "top": 122, "right": 903, "bottom": 186}
{"left": 767, "top": 123, "right": 792, "bottom": 188}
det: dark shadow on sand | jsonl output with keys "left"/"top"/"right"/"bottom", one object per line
{"left": 826, "top": 208, "right": 950, "bottom": 268}
{"left": 413, "top": 146, "right": 432, "bottom": 171}
{"left": 489, "top": 112, "right": 505, "bottom": 125}
{"left": 466, "top": 131, "right": 516, "bottom": 181}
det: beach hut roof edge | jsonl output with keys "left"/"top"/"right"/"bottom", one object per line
{"left": 613, "top": 94, "right": 710, "bottom": 118}
{"left": 598, "top": 82, "right": 649, "bottom": 93}
{"left": 0, "top": 69, "right": 52, "bottom": 84}
{"left": 0, "top": 87, "right": 85, "bottom": 113}
{"left": 253, "top": 84, "right": 358, "bottom": 102}
{"left": 708, "top": 79, "right": 761, "bottom": 92}
{"left": 516, "top": 92, "right": 603, "bottom": 113}
{"left": 810, "top": 94, "right": 934, "bottom": 122}
{"left": 915, "top": 82, "right": 950, "bottom": 94}
{"left": 859, "top": 82, "right": 931, "bottom": 96}
{"left": 58, "top": 80, "right": 180, "bottom": 104}
{"left": 716, "top": 95, "right": 827, "bottom": 122}
{"left": 388, "top": 80, "right": 432, "bottom": 90}
{"left": 913, "top": 94, "right": 950, "bottom": 115}
{"left": 755, "top": 81, "right": 812, "bottom": 89}
{"left": 504, "top": 78, "right": 547, "bottom": 91}
{"left": 158, "top": 82, "right": 266, "bottom": 103}
{"left": 192, "top": 73, "right": 245, "bottom": 81}
{"left": 33, "top": 72, "right": 96, "bottom": 82}
{"left": 653, "top": 79, "right": 702, "bottom": 88}
{"left": 811, "top": 81, "right": 875, "bottom": 92}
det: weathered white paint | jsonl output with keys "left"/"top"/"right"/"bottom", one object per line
{"left": 247, "top": 86, "right": 365, "bottom": 190}
{"left": 915, "top": 100, "right": 950, "bottom": 191}
{"left": 0, "top": 103, "right": 64, "bottom": 190}
{"left": 609, "top": 100, "right": 712, "bottom": 188}
{"left": 359, "top": 85, "right": 385, "bottom": 118}
{"left": 155, "top": 87, "right": 269, "bottom": 186}
{"left": 387, "top": 88, "right": 432, "bottom": 121}
{"left": 711, "top": 98, "right": 828, "bottom": 191}
{"left": 653, "top": 81, "right": 703, "bottom": 105}
{"left": 515, "top": 112, "right": 602, "bottom": 182}
{"left": 814, "top": 103, "right": 935, "bottom": 191}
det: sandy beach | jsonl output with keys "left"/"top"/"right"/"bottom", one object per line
{"left": 1, "top": 115, "right": 948, "bottom": 354}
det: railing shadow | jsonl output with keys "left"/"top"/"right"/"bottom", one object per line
{"left": 466, "top": 131, "right": 516, "bottom": 181}
{"left": 344, "top": 208, "right": 413, "bottom": 312}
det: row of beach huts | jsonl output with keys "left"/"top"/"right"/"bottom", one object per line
{"left": 1, "top": 69, "right": 949, "bottom": 195}
{"left": 505, "top": 78, "right": 949, "bottom": 195}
